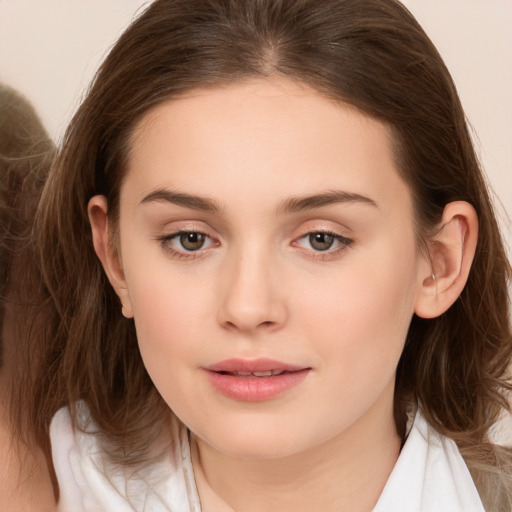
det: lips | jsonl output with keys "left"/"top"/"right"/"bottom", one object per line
{"left": 203, "top": 358, "right": 311, "bottom": 401}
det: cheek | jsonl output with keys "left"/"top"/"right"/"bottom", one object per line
{"left": 297, "top": 242, "right": 420, "bottom": 378}
{"left": 120, "top": 245, "right": 212, "bottom": 372}
{"left": 127, "top": 278, "right": 210, "bottom": 413}
{"left": 120, "top": 228, "right": 212, "bottom": 336}
{"left": 129, "top": 273, "right": 211, "bottom": 350}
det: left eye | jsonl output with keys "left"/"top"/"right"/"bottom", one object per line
{"left": 296, "top": 232, "right": 352, "bottom": 252}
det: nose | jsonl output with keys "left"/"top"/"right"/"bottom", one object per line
{"left": 217, "top": 247, "right": 287, "bottom": 334}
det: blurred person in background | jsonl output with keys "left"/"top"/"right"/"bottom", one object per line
{"left": 0, "top": 83, "right": 56, "bottom": 511}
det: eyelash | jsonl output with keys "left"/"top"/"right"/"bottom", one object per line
{"left": 292, "top": 230, "right": 353, "bottom": 260}
{"left": 157, "top": 229, "right": 353, "bottom": 261}
{"left": 157, "top": 230, "right": 217, "bottom": 260}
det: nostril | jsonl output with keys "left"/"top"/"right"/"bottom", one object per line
{"left": 222, "top": 319, "right": 276, "bottom": 332}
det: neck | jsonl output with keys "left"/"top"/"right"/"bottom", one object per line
{"left": 191, "top": 393, "right": 401, "bottom": 512}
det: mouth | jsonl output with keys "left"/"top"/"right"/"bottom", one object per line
{"left": 205, "top": 357, "right": 307, "bottom": 374}
{"left": 216, "top": 369, "right": 289, "bottom": 377}
{"left": 203, "top": 358, "right": 311, "bottom": 401}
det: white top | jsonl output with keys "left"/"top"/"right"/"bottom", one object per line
{"left": 51, "top": 403, "right": 201, "bottom": 512}
{"left": 51, "top": 403, "right": 485, "bottom": 512}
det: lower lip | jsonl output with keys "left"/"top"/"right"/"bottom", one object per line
{"left": 204, "top": 369, "right": 310, "bottom": 402}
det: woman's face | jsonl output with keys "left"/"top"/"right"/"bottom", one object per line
{"left": 113, "top": 78, "right": 430, "bottom": 459}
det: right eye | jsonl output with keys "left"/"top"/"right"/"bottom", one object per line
{"left": 158, "top": 230, "right": 217, "bottom": 259}
{"left": 305, "top": 232, "right": 336, "bottom": 251}
{"left": 176, "top": 231, "right": 208, "bottom": 251}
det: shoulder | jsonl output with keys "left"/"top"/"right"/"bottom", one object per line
{"left": 50, "top": 402, "right": 197, "bottom": 512}
{"left": 50, "top": 404, "right": 106, "bottom": 512}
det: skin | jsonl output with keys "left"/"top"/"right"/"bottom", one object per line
{"left": 90, "top": 78, "right": 478, "bottom": 512}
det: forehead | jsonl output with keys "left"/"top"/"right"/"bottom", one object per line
{"left": 124, "top": 78, "right": 410, "bottom": 216}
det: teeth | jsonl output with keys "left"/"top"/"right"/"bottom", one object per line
{"left": 230, "top": 370, "right": 285, "bottom": 377}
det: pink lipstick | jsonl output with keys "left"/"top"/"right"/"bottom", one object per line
{"left": 203, "top": 358, "right": 311, "bottom": 401}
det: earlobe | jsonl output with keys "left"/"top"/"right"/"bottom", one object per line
{"left": 88, "top": 195, "right": 134, "bottom": 318}
{"left": 414, "top": 201, "right": 478, "bottom": 319}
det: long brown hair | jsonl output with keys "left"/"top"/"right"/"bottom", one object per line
{"left": 35, "top": 0, "right": 511, "bottom": 508}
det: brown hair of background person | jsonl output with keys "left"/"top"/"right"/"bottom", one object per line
{"left": 0, "top": 83, "right": 56, "bottom": 510}
{"left": 34, "top": 0, "right": 511, "bottom": 508}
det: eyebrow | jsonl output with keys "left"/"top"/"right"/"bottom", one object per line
{"left": 140, "top": 189, "right": 221, "bottom": 212}
{"left": 140, "top": 188, "right": 377, "bottom": 214}
{"left": 277, "top": 190, "right": 378, "bottom": 214}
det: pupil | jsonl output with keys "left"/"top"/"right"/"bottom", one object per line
{"left": 310, "top": 232, "right": 334, "bottom": 251}
{"left": 180, "top": 232, "right": 205, "bottom": 251}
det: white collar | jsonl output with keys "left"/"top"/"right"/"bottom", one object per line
{"left": 372, "top": 409, "right": 485, "bottom": 512}
{"left": 52, "top": 404, "right": 484, "bottom": 511}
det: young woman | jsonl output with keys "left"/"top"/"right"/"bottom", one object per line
{"left": 35, "top": 0, "right": 511, "bottom": 510}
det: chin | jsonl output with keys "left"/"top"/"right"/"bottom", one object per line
{"left": 194, "top": 420, "right": 319, "bottom": 461}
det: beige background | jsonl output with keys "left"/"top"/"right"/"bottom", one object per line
{"left": 0, "top": 0, "right": 510, "bottom": 249}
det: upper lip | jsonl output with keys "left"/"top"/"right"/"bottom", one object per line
{"left": 204, "top": 358, "right": 308, "bottom": 374}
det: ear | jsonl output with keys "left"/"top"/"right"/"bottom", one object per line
{"left": 414, "top": 201, "right": 478, "bottom": 319}
{"left": 88, "top": 195, "right": 133, "bottom": 318}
